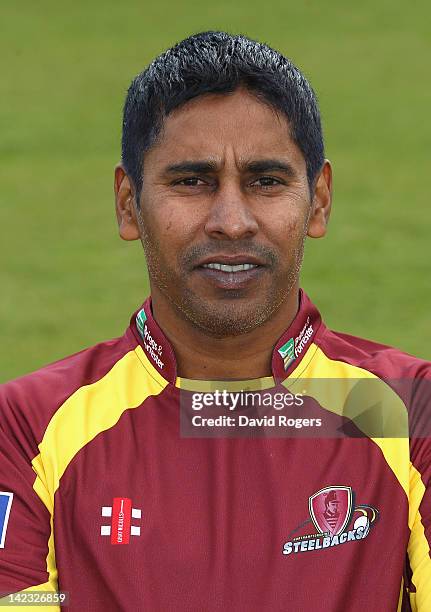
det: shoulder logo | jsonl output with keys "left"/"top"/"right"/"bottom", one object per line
{"left": 101, "top": 497, "right": 142, "bottom": 545}
{"left": 0, "top": 492, "right": 13, "bottom": 548}
{"left": 136, "top": 309, "right": 165, "bottom": 370}
{"left": 282, "top": 485, "right": 379, "bottom": 555}
{"left": 136, "top": 309, "right": 147, "bottom": 336}
{"left": 278, "top": 338, "right": 295, "bottom": 370}
{"left": 278, "top": 317, "right": 314, "bottom": 371}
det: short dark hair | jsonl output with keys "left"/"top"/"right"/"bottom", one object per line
{"left": 122, "top": 31, "right": 324, "bottom": 204}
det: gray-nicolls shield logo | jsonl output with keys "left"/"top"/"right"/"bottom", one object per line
{"left": 309, "top": 486, "right": 354, "bottom": 536}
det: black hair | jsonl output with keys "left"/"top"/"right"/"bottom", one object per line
{"left": 122, "top": 31, "right": 324, "bottom": 204}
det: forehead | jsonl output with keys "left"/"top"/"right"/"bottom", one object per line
{"left": 144, "top": 88, "right": 306, "bottom": 171}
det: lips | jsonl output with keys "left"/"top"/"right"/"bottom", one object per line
{"left": 189, "top": 250, "right": 270, "bottom": 290}
{"left": 194, "top": 257, "right": 266, "bottom": 290}
{"left": 195, "top": 254, "right": 266, "bottom": 269}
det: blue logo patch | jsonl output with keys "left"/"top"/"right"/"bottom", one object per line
{"left": 0, "top": 492, "right": 13, "bottom": 548}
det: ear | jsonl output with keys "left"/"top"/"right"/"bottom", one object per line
{"left": 307, "top": 160, "right": 333, "bottom": 238}
{"left": 114, "top": 163, "right": 141, "bottom": 241}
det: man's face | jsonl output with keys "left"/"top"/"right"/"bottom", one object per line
{"left": 120, "top": 88, "right": 330, "bottom": 336}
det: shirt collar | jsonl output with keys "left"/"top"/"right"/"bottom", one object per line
{"left": 130, "top": 288, "right": 322, "bottom": 385}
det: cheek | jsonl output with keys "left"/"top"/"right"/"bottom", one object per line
{"left": 141, "top": 200, "right": 200, "bottom": 260}
{"left": 261, "top": 209, "right": 307, "bottom": 252}
{"left": 162, "top": 210, "right": 198, "bottom": 246}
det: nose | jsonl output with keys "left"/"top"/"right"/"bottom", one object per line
{"left": 204, "top": 183, "right": 259, "bottom": 240}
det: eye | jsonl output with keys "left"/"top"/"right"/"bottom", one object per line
{"left": 173, "top": 177, "right": 207, "bottom": 187}
{"left": 250, "top": 176, "right": 284, "bottom": 188}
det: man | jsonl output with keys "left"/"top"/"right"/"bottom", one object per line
{"left": 0, "top": 31, "right": 430, "bottom": 611}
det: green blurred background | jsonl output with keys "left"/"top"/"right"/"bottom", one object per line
{"left": 1, "top": 1, "right": 430, "bottom": 382}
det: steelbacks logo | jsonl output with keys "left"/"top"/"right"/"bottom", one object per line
{"left": 282, "top": 485, "right": 379, "bottom": 555}
{"left": 278, "top": 317, "right": 314, "bottom": 370}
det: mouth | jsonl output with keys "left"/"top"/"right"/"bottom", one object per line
{"left": 194, "top": 256, "right": 267, "bottom": 290}
{"left": 201, "top": 262, "right": 259, "bottom": 273}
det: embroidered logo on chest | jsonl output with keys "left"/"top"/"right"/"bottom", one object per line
{"left": 100, "top": 497, "right": 142, "bottom": 545}
{"left": 282, "top": 486, "right": 379, "bottom": 555}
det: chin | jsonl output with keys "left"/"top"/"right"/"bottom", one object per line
{"left": 178, "top": 296, "right": 279, "bottom": 338}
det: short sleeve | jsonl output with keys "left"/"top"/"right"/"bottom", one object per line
{"left": 0, "top": 396, "right": 59, "bottom": 611}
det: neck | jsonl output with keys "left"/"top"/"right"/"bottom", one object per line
{"left": 150, "top": 287, "right": 300, "bottom": 380}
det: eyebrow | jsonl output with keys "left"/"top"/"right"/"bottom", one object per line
{"left": 164, "top": 160, "right": 219, "bottom": 175}
{"left": 245, "top": 159, "right": 296, "bottom": 177}
{"left": 163, "top": 158, "right": 296, "bottom": 177}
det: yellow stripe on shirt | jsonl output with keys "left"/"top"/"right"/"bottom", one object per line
{"left": 32, "top": 348, "right": 167, "bottom": 508}
{"left": 407, "top": 464, "right": 431, "bottom": 611}
{"left": 29, "top": 347, "right": 167, "bottom": 599}
{"left": 284, "top": 344, "right": 410, "bottom": 497}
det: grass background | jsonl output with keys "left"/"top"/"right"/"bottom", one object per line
{"left": 1, "top": 1, "right": 430, "bottom": 382}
